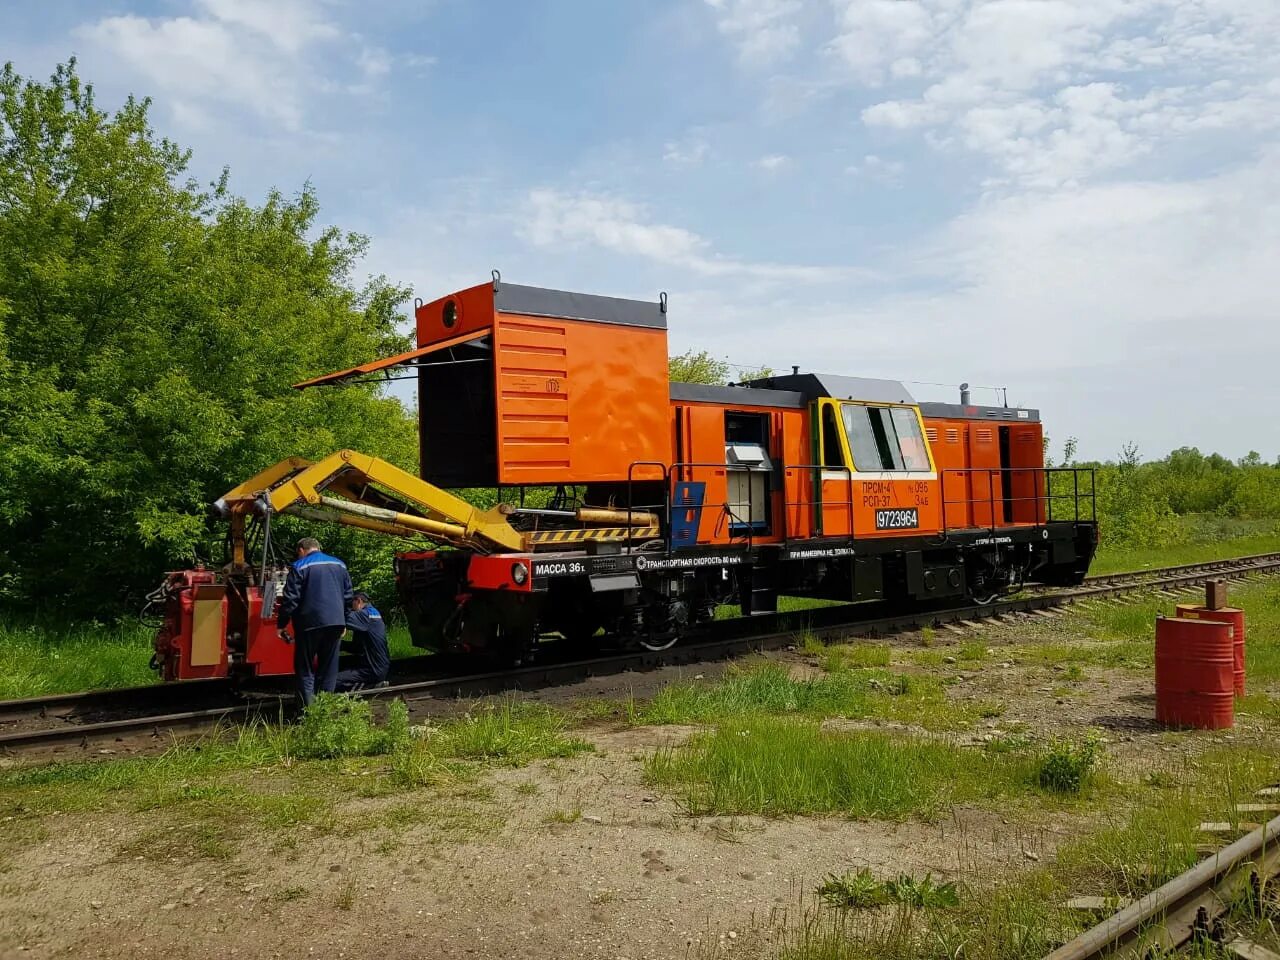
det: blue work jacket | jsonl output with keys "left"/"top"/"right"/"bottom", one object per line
{"left": 345, "top": 605, "right": 390, "bottom": 680}
{"left": 277, "top": 551, "right": 354, "bottom": 632}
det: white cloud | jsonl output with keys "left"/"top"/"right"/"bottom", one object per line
{"left": 195, "top": 0, "right": 339, "bottom": 54}
{"left": 847, "top": 153, "right": 904, "bottom": 182}
{"left": 828, "top": 0, "right": 942, "bottom": 85}
{"left": 705, "top": 0, "right": 803, "bottom": 66}
{"left": 74, "top": 0, "right": 406, "bottom": 131}
{"left": 521, "top": 188, "right": 846, "bottom": 282}
{"left": 843, "top": 0, "right": 1280, "bottom": 187}
{"left": 755, "top": 153, "right": 790, "bottom": 170}
{"left": 671, "top": 148, "right": 1280, "bottom": 457}
{"left": 663, "top": 137, "right": 711, "bottom": 165}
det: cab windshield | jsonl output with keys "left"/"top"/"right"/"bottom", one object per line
{"left": 840, "top": 404, "right": 930, "bottom": 472}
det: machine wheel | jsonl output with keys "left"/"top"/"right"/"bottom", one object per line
{"left": 637, "top": 634, "right": 679, "bottom": 653}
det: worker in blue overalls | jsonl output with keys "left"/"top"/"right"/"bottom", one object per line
{"left": 336, "top": 591, "right": 391, "bottom": 692}
{"left": 277, "top": 537, "right": 354, "bottom": 707}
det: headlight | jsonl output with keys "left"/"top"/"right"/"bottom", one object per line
{"left": 511, "top": 562, "right": 529, "bottom": 585}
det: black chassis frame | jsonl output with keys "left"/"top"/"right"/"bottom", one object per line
{"left": 531, "top": 520, "right": 1095, "bottom": 587}
{"left": 524, "top": 522, "right": 1095, "bottom": 611}
{"left": 396, "top": 520, "right": 1097, "bottom": 652}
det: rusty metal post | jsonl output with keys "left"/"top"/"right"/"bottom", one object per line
{"left": 1206, "top": 579, "right": 1227, "bottom": 610}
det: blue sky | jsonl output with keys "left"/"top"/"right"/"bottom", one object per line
{"left": 5, "top": 0, "right": 1279, "bottom": 459}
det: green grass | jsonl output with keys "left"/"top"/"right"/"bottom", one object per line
{"left": 0, "top": 694, "right": 582, "bottom": 868}
{"left": 387, "top": 624, "right": 418, "bottom": 660}
{"left": 818, "top": 642, "right": 892, "bottom": 672}
{"left": 419, "top": 701, "right": 592, "bottom": 764}
{"left": 0, "top": 618, "right": 157, "bottom": 698}
{"left": 644, "top": 716, "right": 1058, "bottom": 819}
{"left": 0, "top": 617, "right": 425, "bottom": 701}
{"left": 1090, "top": 516, "right": 1280, "bottom": 575}
{"left": 632, "top": 662, "right": 978, "bottom": 731}
{"left": 756, "top": 744, "right": 1280, "bottom": 960}
{"left": 1008, "top": 578, "right": 1280, "bottom": 680}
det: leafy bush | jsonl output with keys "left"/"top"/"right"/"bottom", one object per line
{"left": 1035, "top": 733, "right": 1103, "bottom": 793}
{"left": 883, "top": 874, "right": 962, "bottom": 908}
{"left": 0, "top": 60, "right": 416, "bottom": 617}
{"left": 817, "top": 870, "right": 961, "bottom": 910}
{"left": 290, "top": 695, "right": 410, "bottom": 759}
{"left": 817, "top": 869, "right": 888, "bottom": 908}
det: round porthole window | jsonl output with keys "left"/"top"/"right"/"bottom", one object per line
{"left": 442, "top": 299, "right": 459, "bottom": 329}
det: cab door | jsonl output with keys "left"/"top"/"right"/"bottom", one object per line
{"left": 813, "top": 400, "right": 853, "bottom": 537}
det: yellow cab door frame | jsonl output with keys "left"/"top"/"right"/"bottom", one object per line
{"left": 813, "top": 398, "right": 938, "bottom": 538}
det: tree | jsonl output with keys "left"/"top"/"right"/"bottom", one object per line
{"left": 668, "top": 350, "right": 730, "bottom": 385}
{"left": 668, "top": 349, "right": 772, "bottom": 385}
{"left": 0, "top": 61, "right": 417, "bottom": 615}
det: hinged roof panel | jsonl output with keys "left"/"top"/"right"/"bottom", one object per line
{"left": 292, "top": 330, "right": 489, "bottom": 389}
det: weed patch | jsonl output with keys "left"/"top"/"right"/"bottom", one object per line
{"left": 820, "top": 642, "right": 892, "bottom": 672}
{"left": 817, "top": 870, "right": 961, "bottom": 910}
{"left": 425, "top": 701, "right": 592, "bottom": 764}
{"left": 634, "top": 663, "right": 977, "bottom": 731}
{"left": 1036, "top": 734, "right": 1103, "bottom": 794}
{"left": 645, "top": 717, "right": 1035, "bottom": 819}
{"left": 291, "top": 695, "right": 410, "bottom": 759}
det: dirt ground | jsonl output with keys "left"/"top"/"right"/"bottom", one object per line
{"left": 1, "top": 723, "right": 1063, "bottom": 960}
{"left": 2, "top": 604, "right": 1273, "bottom": 960}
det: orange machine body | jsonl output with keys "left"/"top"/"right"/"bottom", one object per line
{"left": 412, "top": 281, "right": 671, "bottom": 487}
{"left": 159, "top": 278, "right": 1100, "bottom": 675}
{"left": 667, "top": 378, "right": 1054, "bottom": 547}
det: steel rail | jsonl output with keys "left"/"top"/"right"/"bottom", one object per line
{"left": 0, "top": 678, "right": 233, "bottom": 725}
{"left": 1045, "top": 814, "right": 1280, "bottom": 960}
{"left": 3, "top": 554, "right": 1279, "bottom": 754}
{"left": 4, "top": 552, "right": 1274, "bottom": 725}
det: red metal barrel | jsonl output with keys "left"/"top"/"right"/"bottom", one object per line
{"left": 1175, "top": 604, "right": 1246, "bottom": 696}
{"left": 1155, "top": 616, "right": 1234, "bottom": 729}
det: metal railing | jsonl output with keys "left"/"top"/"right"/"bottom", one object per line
{"left": 939, "top": 466, "right": 1096, "bottom": 535}
{"left": 619, "top": 461, "right": 1097, "bottom": 554}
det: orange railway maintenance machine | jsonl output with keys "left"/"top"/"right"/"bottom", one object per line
{"left": 152, "top": 276, "right": 1099, "bottom": 680}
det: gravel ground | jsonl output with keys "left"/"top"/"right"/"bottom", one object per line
{"left": 3, "top": 601, "right": 1275, "bottom": 959}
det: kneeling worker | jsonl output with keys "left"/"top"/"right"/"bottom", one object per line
{"left": 336, "top": 591, "right": 390, "bottom": 692}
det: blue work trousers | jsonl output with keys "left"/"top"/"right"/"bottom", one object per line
{"left": 336, "top": 665, "right": 387, "bottom": 692}
{"left": 295, "top": 625, "right": 344, "bottom": 708}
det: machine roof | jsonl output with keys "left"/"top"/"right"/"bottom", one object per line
{"left": 669, "top": 382, "right": 806, "bottom": 408}
{"left": 741, "top": 373, "right": 915, "bottom": 405}
{"left": 494, "top": 282, "right": 667, "bottom": 330}
{"left": 918, "top": 402, "right": 1040, "bottom": 423}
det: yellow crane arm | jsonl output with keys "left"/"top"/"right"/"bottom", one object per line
{"left": 215, "top": 449, "right": 524, "bottom": 554}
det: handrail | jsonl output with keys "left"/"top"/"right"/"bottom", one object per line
{"left": 625, "top": 460, "right": 671, "bottom": 552}
{"left": 627, "top": 460, "right": 1097, "bottom": 553}
{"left": 938, "top": 466, "right": 1097, "bottom": 535}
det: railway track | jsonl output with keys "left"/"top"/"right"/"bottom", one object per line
{"left": 1047, "top": 806, "right": 1280, "bottom": 960}
{"left": 3, "top": 552, "right": 1279, "bottom": 756}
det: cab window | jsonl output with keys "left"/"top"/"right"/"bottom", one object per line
{"left": 890, "top": 407, "right": 930, "bottom": 470}
{"left": 841, "top": 404, "right": 930, "bottom": 472}
{"left": 821, "top": 405, "right": 846, "bottom": 468}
